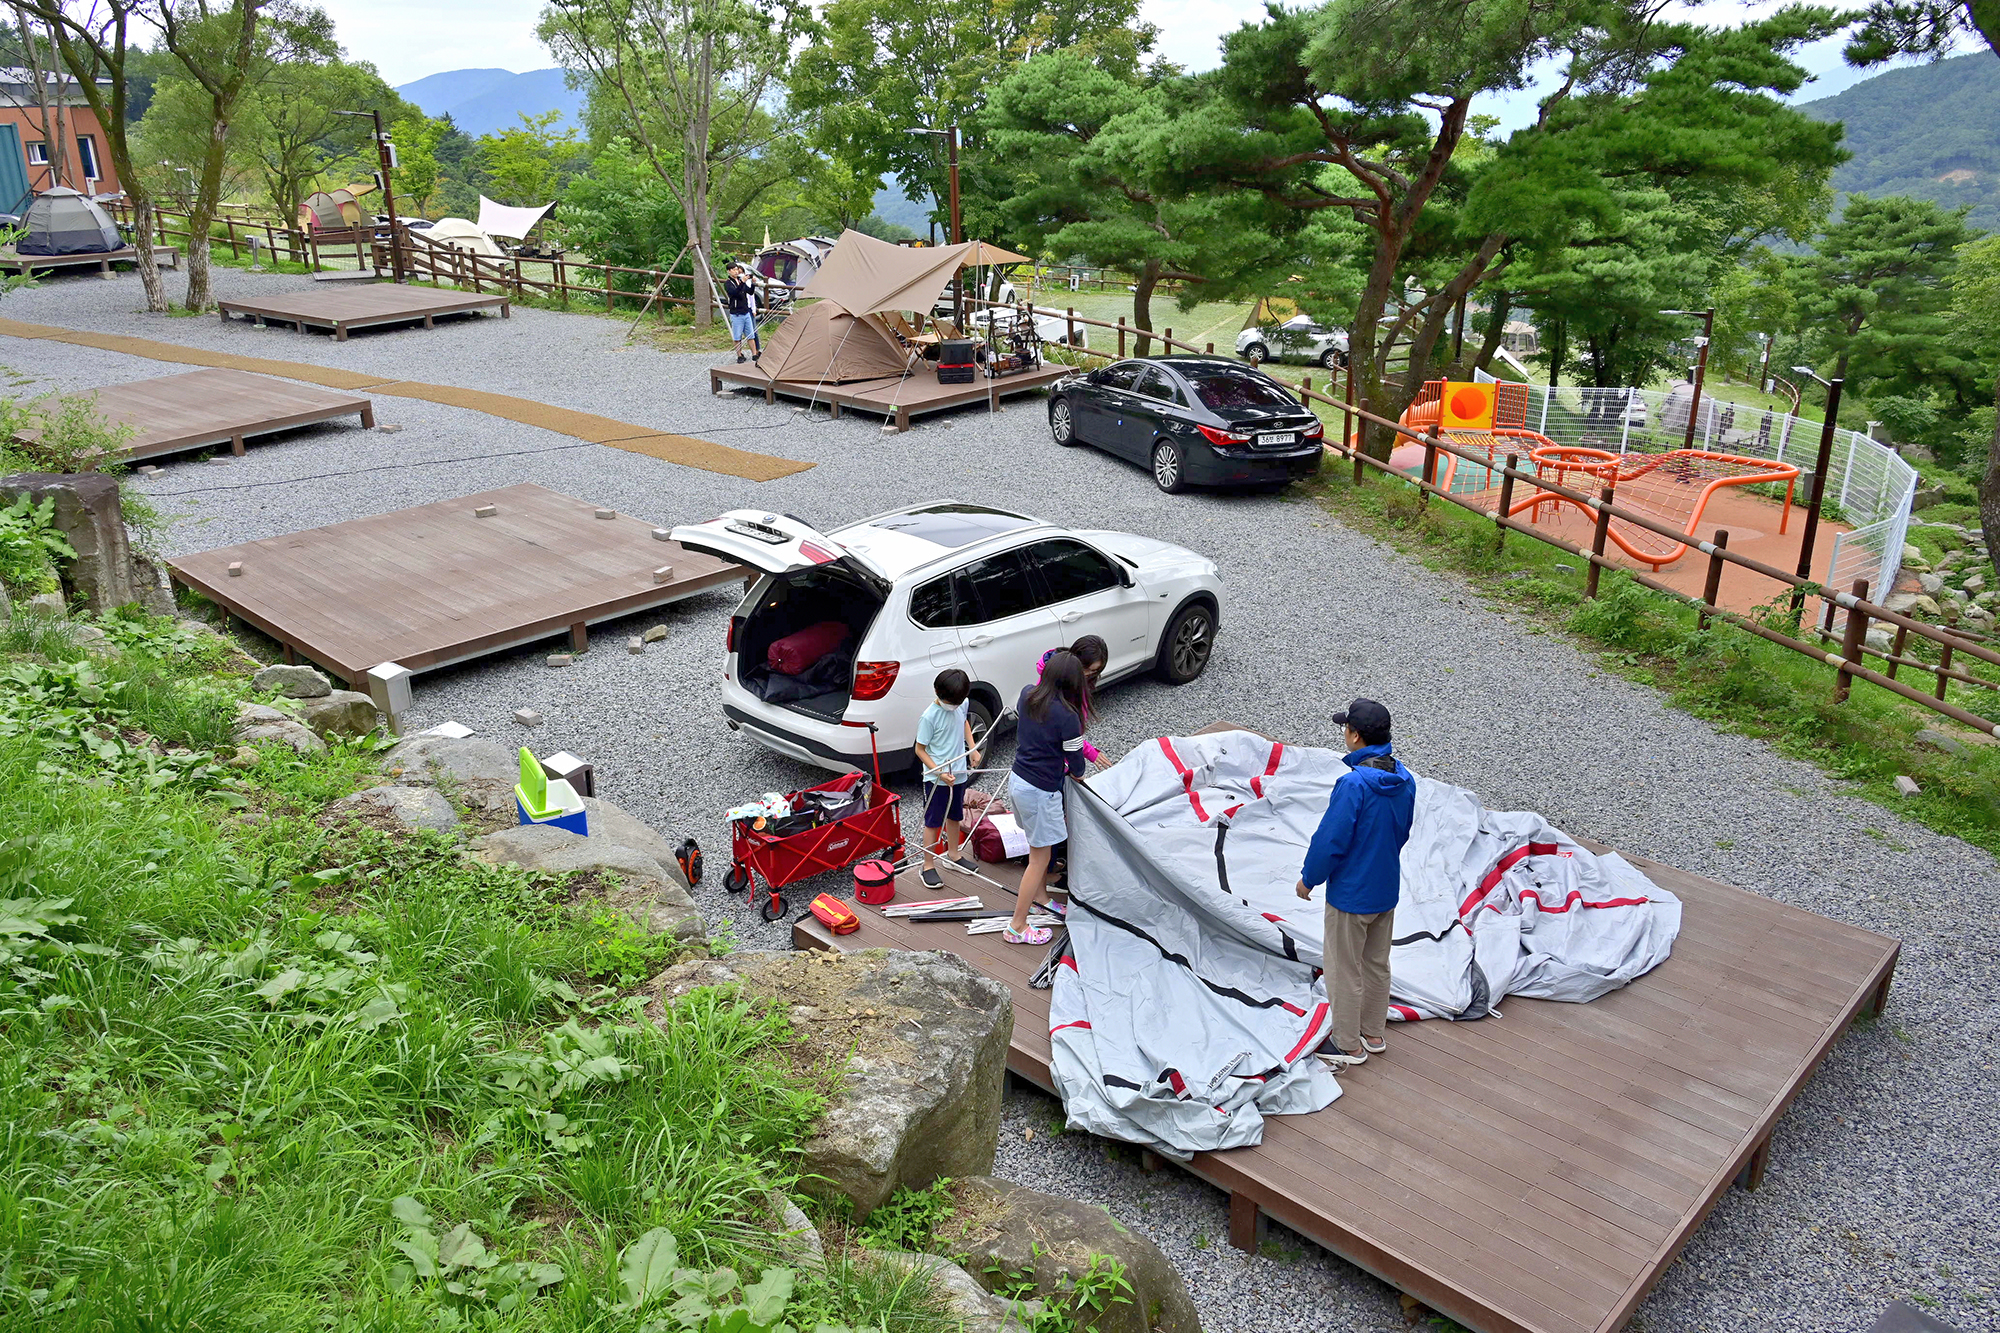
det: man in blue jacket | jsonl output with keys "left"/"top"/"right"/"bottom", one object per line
{"left": 1295, "top": 699, "right": 1415, "bottom": 1068}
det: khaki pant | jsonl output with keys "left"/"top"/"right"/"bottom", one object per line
{"left": 1324, "top": 904, "right": 1395, "bottom": 1053}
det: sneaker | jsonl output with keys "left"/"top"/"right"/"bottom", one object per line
{"left": 1316, "top": 1048, "right": 1367, "bottom": 1068}
{"left": 1003, "top": 926, "right": 1053, "bottom": 946}
{"left": 947, "top": 856, "right": 979, "bottom": 875}
{"left": 751, "top": 352, "right": 760, "bottom": 362}
{"left": 1362, "top": 1036, "right": 1387, "bottom": 1055}
{"left": 919, "top": 868, "right": 944, "bottom": 890}
{"left": 736, "top": 352, "right": 746, "bottom": 363}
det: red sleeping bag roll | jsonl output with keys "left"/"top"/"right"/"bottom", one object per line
{"left": 767, "top": 621, "right": 849, "bottom": 675}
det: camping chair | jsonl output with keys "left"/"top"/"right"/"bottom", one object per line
{"left": 516, "top": 747, "right": 589, "bottom": 835}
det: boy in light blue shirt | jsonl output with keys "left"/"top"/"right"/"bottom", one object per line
{"left": 913, "top": 668, "right": 981, "bottom": 890}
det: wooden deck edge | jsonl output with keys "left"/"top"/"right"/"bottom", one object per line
{"left": 1596, "top": 935, "right": 1900, "bottom": 1333}
{"left": 168, "top": 561, "right": 742, "bottom": 687}
{"left": 123, "top": 399, "right": 371, "bottom": 461}
{"left": 711, "top": 365, "right": 1066, "bottom": 426}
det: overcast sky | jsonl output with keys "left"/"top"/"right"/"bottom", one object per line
{"left": 327, "top": 0, "right": 1927, "bottom": 116}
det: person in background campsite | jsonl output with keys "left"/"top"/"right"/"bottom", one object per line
{"left": 1295, "top": 699, "right": 1415, "bottom": 1068}
{"left": 914, "top": 668, "right": 981, "bottom": 891}
{"left": 1005, "top": 650, "right": 1090, "bottom": 945}
{"left": 724, "top": 262, "right": 759, "bottom": 363}
{"left": 1036, "top": 634, "right": 1108, "bottom": 765}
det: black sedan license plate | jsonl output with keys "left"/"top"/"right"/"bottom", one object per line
{"left": 1257, "top": 432, "right": 1299, "bottom": 448}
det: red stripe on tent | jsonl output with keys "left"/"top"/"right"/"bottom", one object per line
{"left": 1061, "top": 955, "right": 1077, "bottom": 971}
{"left": 1167, "top": 1070, "right": 1187, "bottom": 1096}
{"left": 1390, "top": 1003, "right": 1422, "bottom": 1022}
{"left": 1224, "top": 804, "right": 1243, "bottom": 819}
{"left": 1283, "top": 1003, "right": 1329, "bottom": 1062}
{"left": 1280, "top": 1000, "right": 1306, "bottom": 1016}
{"left": 1050, "top": 1020, "right": 1092, "bottom": 1034}
{"left": 1261, "top": 912, "right": 1288, "bottom": 923}
{"left": 1157, "top": 737, "right": 1210, "bottom": 822}
{"left": 1458, "top": 841, "right": 1565, "bottom": 917}
{"left": 1516, "top": 890, "right": 1652, "bottom": 915}
{"left": 1250, "top": 742, "right": 1285, "bottom": 798}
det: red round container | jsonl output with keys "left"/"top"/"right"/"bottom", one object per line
{"left": 853, "top": 859, "right": 897, "bottom": 905}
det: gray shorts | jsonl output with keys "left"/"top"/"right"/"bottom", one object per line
{"left": 1008, "top": 774, "right": 1067, "bottom": 848}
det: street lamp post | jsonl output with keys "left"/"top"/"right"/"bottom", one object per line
{"left": 334, "top": 108, "right": 402, "bottom": 283}
{"left": 906, "top": 124, "right": 962, "bottom": 323}
{"left": 1789, "top": 365, "right": 1847, "bottom": 616}
{"left": 1661, "top": 309, "right": 1715, "bottom": 449}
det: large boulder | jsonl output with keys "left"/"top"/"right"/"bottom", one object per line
{"left": 0, "top": 472, "right": 173, "bottom": 614}
{"left": 383, "top": 734, "right": 521, "bottom": 788}
{"left": 296, "top": 689, "right": 382, "bottom": 739}
{"left": 233, "top": 700, "right": 323, "bottom": 755}
{"left": 645, "top": 948, "right": 1011, "bottom": 1218}
{"left": 941, "top": 1177, "right": 1201, "bottom": 1333}
{"left": 874, "top": 1251, "right": 1039, "bottom": 1333}
{"left": 582, "top": 796, "right": 695, "bottom": 887}
{"left": 470, "top": 823, "right": 703, "bottom": 940}
{"left": 252, "top": 663, "right": 332, "bottom": 698}
{"left": 328, "top": 784, "right": 458, "bottom": 833}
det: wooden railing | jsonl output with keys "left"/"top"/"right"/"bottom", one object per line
{"left": 1294, "top": 370, "right": 2000, "bottom": 734}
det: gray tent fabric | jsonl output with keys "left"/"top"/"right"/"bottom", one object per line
{"left": 1049, "top": 730, "right": 1681, "bottom": 1157}
{"left": 18, "top": 188, "right": 120, "bottom": 255}
{"left": 756, "top": 300, "right": 912, "bottom": 384}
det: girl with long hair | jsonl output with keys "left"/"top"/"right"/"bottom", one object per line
{"left": 1004, "top": 649, "right": 1090, "bottom": 944}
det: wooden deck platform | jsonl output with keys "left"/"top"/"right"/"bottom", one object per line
{"left": 793, "top": 755, "right": 1899, "bottom": 1333}
{"left": 57, "top": 368, "right": 373, "bottom": 461}
{"left": 217, "top": 283, "right": 508, "bottom": 341}
{"left": 711, "top": 360, "right": 1070, "bottom": 431}
{"left": 167, "top": 483, "right": 742, "bottom": 686}
{"left": 0, "top": 243, "right": 179, "bottom": 276}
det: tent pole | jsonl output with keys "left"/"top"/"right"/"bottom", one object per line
{"left": 625, "top": 241, "right": 693, "bottom": 342}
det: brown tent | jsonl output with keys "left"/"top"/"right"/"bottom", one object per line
{"left": 757, "top": 300, "right": 912, "bottom": 384}
{"left": 800, "top": 229, "right": 971, "bottom": 316}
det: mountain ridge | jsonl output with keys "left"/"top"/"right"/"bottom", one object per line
{"left": 1798, "top": 52, "right": 1999, "bottom": 233}
{"left": 395, "top": 68, "right": 584, "bottom": 139}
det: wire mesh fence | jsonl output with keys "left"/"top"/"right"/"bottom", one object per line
{"left": 1472, "top": 375, "right": 1918, "bottom": 604}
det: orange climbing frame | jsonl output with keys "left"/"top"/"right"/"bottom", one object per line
{"left": 1396, "top": 382, "right": 1801, "bottom": 571}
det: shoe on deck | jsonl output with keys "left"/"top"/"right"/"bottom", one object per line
{"left": 1316, "top": 1048, "right": 1367, "bottom": 1068}
{"left": 919, "top": 868, "right": 944, "bottom": 890}
{"left": 947, "top": 856, "right": 979, "bottom": 874}
{"left": 736, "top": 352, "right": 746, "bottom": 363}
{"left": 1003, "top": 926, "right": 1053, "bottom": 945}
{"left": 1362, "top": 1036, "right": 1387, "bottom": 1055}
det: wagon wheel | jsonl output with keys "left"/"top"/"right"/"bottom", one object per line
{"left": 723, "top": 864, "right": 749, "bottom": 897}
{"left": 760, "top": 893, "right": 788, "bottom": 923}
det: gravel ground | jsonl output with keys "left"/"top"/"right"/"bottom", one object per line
{"left": 6, "top": 268, "right": 1997, "bottom": 1333}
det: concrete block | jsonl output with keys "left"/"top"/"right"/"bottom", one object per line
{"left": 546, "top": 653, "right": 574, "bottom": 667}
{"left": 1893, "top": 775, "right": 1921, "bottom": 798}
{"left": 227, "top": 561, "right": 243, "bottom": 577}
{"left": 474, "top": 504, "right": 498, "bottom": 518}
{"left": 627, "top": 636, "right": 643, "bottom": 654}
{"left": 652, "top": 528, "right": 671, "bottom": 541}
{"left": 377, "top": 424, "right": 403, "bottom": 434}
{"left": 595, "top": 508, "right": 616, "bottom": 519}
{"left": 653, "top": 566, "right": 674, "bottom": 584}
{"left": 136, "top": 465, "right": 161, "bottom": 475}
{"left": 513, "top": 708, "right": 544, "bottom": 728}
{"left": 206, "top": 456, "right": 230, "bottom": 465}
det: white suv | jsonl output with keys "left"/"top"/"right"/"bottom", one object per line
{"left": 671, "top": 502, "right": 1223, "bottom": 775}
{"left": 1237, "top": 316, "right": 1348, "bottom": 369}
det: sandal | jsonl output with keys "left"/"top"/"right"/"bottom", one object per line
{"left": 1003, "top": 926, "right": 1053, "bottom": 945}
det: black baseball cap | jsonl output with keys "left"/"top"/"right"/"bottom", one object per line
{"left": 1332, "top": 698, "right": 1392, "bottom": 741}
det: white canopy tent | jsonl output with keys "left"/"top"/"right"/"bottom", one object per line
{"left": 410, "top": 217, "right": 505, "bottom": 259}
{"left": 476, "top": 196, "right": 555, "bottom": 240}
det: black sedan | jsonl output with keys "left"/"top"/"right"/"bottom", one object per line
{"left": 1047, "top": 356, "right": 1325, "bottom": 493}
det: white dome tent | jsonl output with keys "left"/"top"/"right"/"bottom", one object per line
{"left": 408, "top": 216, "right": 505, "bottom": 259}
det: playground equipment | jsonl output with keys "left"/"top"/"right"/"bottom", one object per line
{"left": 1399, "top": 380, "right": 1801, "bottom": 570}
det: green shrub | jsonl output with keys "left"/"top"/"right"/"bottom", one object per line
{"left": 0, "top": 492, "right": 74, "bottom": 595}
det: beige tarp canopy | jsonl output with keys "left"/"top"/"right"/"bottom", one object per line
{"left": 801, "top": 229, "right": 971, "bottom": 316}
{"left": 757, "top": 299, "right": 913, "bottom": 384}
{"left": 958, "top": 240, "right": 1029, "bottom": 267}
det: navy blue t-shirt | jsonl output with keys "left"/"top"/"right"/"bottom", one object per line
{"left": 1012, "top": 686, "right": 1086, "bottom": 792}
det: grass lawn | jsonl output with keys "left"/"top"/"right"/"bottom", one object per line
{"left": 0, "top": 608, "right": 959, "bottom": 1332}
